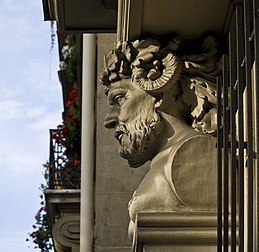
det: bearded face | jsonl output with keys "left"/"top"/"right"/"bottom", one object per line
{"left": 104, "top": 79, "right": 163, "bottom": 168}
{"left": 115, "top": 107, "right": 161, "bottom": 167}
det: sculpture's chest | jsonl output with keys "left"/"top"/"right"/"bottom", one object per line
{"left": 128, "top": 135, "right": 218, "bottom": 222}
{"left": 128, "top": 165, "right": 186, "bottom": 222}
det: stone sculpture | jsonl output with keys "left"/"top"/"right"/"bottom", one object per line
{"left": 100, "top": 33, "right": 222, "bottom": 236}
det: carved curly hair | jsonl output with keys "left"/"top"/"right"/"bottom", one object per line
{"left": 100, "top": 34, "right": 222, "bottom": 135}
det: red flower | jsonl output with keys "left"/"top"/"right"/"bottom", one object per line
{"left": 69, "top": 89, "right": 77, "bottom": 99}
{"left": 74, "top": 97, "right": 79, "bottom": 103}
{"left": 52, "top": 133, "right": 57, "bottom": 140}
{"left": 74, "top": 160, "right": 80, "bottom": 166}
{"left": 66, "top": 101, "right": 73, "bottom": 108}
{"left": 62, "top": 125, "right": 69, "bottom": 134}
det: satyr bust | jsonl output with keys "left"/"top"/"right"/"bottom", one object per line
{"left": 100, "top": 33, "right": 221, "bottom": 236}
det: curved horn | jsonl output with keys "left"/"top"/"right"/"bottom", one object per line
{"left": 132, "top": 53, "right": 182, "bottom": 93}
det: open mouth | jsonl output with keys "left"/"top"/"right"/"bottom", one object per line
{"left": 114, "top": 131, "right": 124, "bottom": 144}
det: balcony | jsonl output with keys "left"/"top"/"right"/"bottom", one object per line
{"left": 48, "top": 129, "right": 81, "bottom": 189}
{"left": 44, "top": 129, "right": 81, "bottom": 252}
{"left": 42, "top": 0, "right": 117, "bottom": 33}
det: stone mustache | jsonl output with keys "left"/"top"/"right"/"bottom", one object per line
{"left": 100, "top": 34, "right": 221, "bottom": 236}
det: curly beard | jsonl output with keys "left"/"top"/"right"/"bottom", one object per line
{"left": 115, "top": 108, "right": 161, "bottom": 168}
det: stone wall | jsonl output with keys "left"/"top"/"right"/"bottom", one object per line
{"left": 94, "top": 34, "right": 149, "bottom": 252}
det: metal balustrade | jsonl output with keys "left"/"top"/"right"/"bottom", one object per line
{"left": 48, "top": 129, "right": 81, "bottom": 189}
{"left": 217, "top": 0, "right": 258, "bottom": 251}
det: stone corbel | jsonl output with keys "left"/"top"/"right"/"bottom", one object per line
{"left": 52, "top": 215, "right": 80, "bottom": 252}
{"left": 44, "top": 189, "right": 81, "bottom": 252}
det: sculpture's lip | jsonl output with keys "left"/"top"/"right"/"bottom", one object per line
{"left": 114, "top": 130, "right": 124, "bottom": 143}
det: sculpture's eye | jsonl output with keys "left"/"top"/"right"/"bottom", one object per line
{"left": 115, "top": 95, "right": 126, "bottom": 106}
{"left": 108, "top": 88, "right": 128, "bottom": 106}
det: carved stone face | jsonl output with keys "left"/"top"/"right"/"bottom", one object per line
{"left": 104, "top": 79, "right": 162, "bottom": 168}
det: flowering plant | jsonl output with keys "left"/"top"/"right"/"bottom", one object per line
{"left": 27, "top": 198, "right": 52, "bottom": 252}
{"left": 27, "top": 163, "right": 53, "bottom": 252}
{"left": 52, "top": 84, "right": 81, "bottom": 167}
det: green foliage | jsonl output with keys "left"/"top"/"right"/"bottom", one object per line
{"left": 66, "top": 35, "right": 77, "bottom": 83}
{"left": 27, "top": 163, "right": 53, "bottom": 252}
{"left": 60, "top": 34, "right": 77, "bottom": 83}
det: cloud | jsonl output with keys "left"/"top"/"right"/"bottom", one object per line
{"left": 0, "top": 99, "right": 26, "bottom": 120}
{"left": 0, "top": 2, "right": 59, "bottom": 251}
{"left": 21, "top": 57, "right": 60, "bottom": 94}
{"left": 0, "top": 224, "right": 54, "bottom": 252}
{"left": 0, "top": 230, "right": 34, "bottom": 252}
{"left": 0, "top": 107, "right": 61, "bottom": 175}
{"left": 0, "top": 0, "right": 46, "bottom": 52}
{"left": 0, "top": 82, "right": 22, "bottom": 99}
{"left": 0, "top": 126, "right": 50, "bottom": 175}
{"left": 0, "top": 151, "right": 42, "bottom": 175}
{"left": 0, "top": 98, "right": 61, "bottom": 123}
{"left": 27, "top": 109, "right": 62, "bottom": 133}
{"left": 0, "top": 102, "right": 62, "bottom": 175}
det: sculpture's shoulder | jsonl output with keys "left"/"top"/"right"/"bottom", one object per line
{"left": 166, "top": 133, "right": 217, "bottom": 210}
{"left": 128, "top": 132, "right": 217, "bottom": 227}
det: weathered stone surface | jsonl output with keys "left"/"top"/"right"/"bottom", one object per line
{"left": 95, "top": 34, "right": 149, "bottom": 249}
{"left": 52, "top": 215, "right": 80, "bottom": 251}
{"left": 95, "top": 192, "right": 132, "bottom": 247}
{"left": 44, "top": 189, "right": 80, "bottom": 252}
{"left": 99, "top": 33, "right": 221, "bottom": 240}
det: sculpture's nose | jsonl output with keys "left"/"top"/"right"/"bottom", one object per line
{"left": 104, "top": 108, "right": 118, "bottom": 129}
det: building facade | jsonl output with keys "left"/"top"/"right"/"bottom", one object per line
{"left": 42, "top": 0, "right": 259, "bottom": 251}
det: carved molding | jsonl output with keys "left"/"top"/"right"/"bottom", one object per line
{"left": 133, "top": 212, "right": 235, "bottom": 251}
{"left": 53, "top": 215, "right": 80, "bottom": 252}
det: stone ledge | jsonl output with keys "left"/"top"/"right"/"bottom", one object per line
{"left": 133, "top": 211, "right": 237, "bottom": 252}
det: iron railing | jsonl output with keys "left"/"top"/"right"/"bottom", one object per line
{"left": 217, "top": 0, "right": 258, "bottom": 251}
{"left": 48, "top": 129, "right": 81, "bottom": 189}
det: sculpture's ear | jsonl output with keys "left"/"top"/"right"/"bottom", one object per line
{"left": 154, "top": 96, "right": 163, "bottom": 111}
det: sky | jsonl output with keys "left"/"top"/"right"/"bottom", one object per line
{"left": 0, "top": 1, "right": 62, "bottom": 251}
